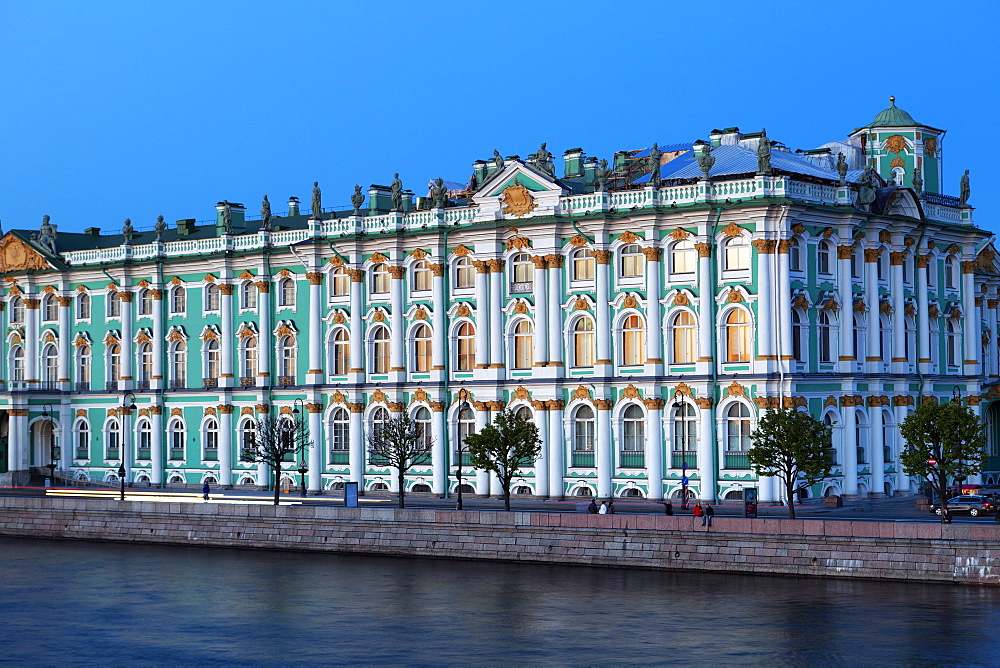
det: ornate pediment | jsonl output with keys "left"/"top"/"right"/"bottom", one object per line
{"left": 0, "top": 235, "right": 52, "bottom": 273}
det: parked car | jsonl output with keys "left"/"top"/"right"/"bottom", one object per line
{"left": 930, "top": 495, "right": 995, "bottom": 517}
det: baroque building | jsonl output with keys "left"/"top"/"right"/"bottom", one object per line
{"left": 0, "top": 98, "right": 996, "bottom": 502}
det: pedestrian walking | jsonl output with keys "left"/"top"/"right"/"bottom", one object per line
{"left": 599, "top": 501, "right": 608, "bottom": 515}
{"left": 202, "top": 481, "right": 210, "bottom": 501}
{"left": 703, "top": 503, "right": 714, "bottom": 528}
{"left": 608, "top": 500, "right": 616, "bottom": 514}
{"left": 587, "top": 499, "right": 598, "bottom": 514}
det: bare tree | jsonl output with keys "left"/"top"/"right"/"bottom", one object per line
{"left": 367, "top": 412, "right": 431, "bottom": 508}
{"left": 241, "top": 414, "right": 312, "bottom": 506}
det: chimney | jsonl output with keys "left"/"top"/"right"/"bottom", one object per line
{"left": 287, "top": 197, "right": 300, "bottom": 217}
{"left": 563, "top": 148, "right": 585, "bottom": 178}
{"left": 176, "top": 219, "right": 196, "bottom": 236}
{"left": 367, "top": 185, "right": 393, "bottom": 214}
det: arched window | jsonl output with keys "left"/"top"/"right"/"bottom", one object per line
{"left": 457, "top": 405, "right": 475, "bottom": 456}
{"left": 331, "top": 267, "right": 350, "bottom": 297}
{"left": 205, "top": 338, "right": 220, "bottom": 381}
{"left": 412, "top": 324, "right": 432, "bottom": 372}
{"left": 851, "top": 248, "right": 862, "bottom": 279}
{"left": 454, "top": 257, "right": 474, "bottom": 289}
{"left": 946, "top": 318, "right": 960, "bottom": 367}
{"left": 572, "top": 249, "right": 595, "bottom": 281}
{"left": 945, "top": 256, "right": 958, "bottom": 290}
{"left": 891, "top": 166, "right": 905, "bottom": 186}
{"left": 369, "top": 406, "right": 389, "bottom": 439}
{"left": 927, "top": 256, "right": 937, "bottom": 288}
{"left": 108, "top": 343, "right": 121, "bottom": 384}
{"left": 412, "top": 261, "right": 432, "bottom": 292}
{"left": 573, "top": 316, "right": 595, "bottom": 368}
{"left": 723, "top": 236, "right": 749, "bottom": 271}
{"left": 9, "top": 297, "right": 24, "bottom": 324}
{"left": 573, "top": 405, "right": 595, "bottom": 453}
{"left": 456, "top": 322, "right": 475, "bottom": 371}
{"left": 905, "top": 315, "right": 916, "bottom": 365}
{"left": 241, "top": 336, "right": 258, "bottom": 382}
{"left": 278, "top": 335, "right": 296, "bottom": 381}
{"left": 823, "top": 413, "right": 837, "bottom": 464}
{"left": 371, "top": 263, "right": 390, "bottom": 294}
{"left": 42, "top": 344, "right": 58, "bottom": 387}
{"left": 878, "top": 312, "right": 890, "bottom": 362}
{"left": 621, "top": 314, "right": 645, "bottom": 366}
{"left": 168, "top": 419, "right": 185, "bottom": 460}
{"left": 621, "top": 404, "right": 645, "bottom": 456}
{"left": 278, "top": 278, "right": 295, "bottom": 307}
{"left": 74, "top": 419, "right": 90, "bottom": 459}
{"left": 332, "top": 328, "right": 350, "bottom": 375}
{"left": 241, "top": 282, "right": 258, "bottom": 310}
{"left": 855, "top": 410, "right": 868, "bottom": 465}
{"left": 671, "top": 311, "right": 696, "bottom": 364}
{"left": 725, "top": 309, "right": 751, "bottom": 362}
{"left": 76, "top": 293, "right": 91, "bottom": 319}
{"left": 372, "top": 326, "right": 390, "bottom": 373}
{"left": 330, "top": 408, "right": 349, "bottom": 459}
{"left": 788, "top": 238, "right": 802, "bottom": 272}
{"left": 792, "top": 310, "right": 805, "bottom": 362}
{"left": 169, "top": 340, "right": 187, "bottom": 388}
{"left": 853, "top": 313, "right": 865, "bottom": 362}
{"left": 818, "top": 311, "right": 833, "bottom": 363}
{"left": 171, "top": 286, "right": 186, "bottom": 314}
{"left": 670, "top": 239, "right": 696, "bottom": 275}
{"left": 929, "top": 317, "right": 940, "bottom": 368}
{"left": 43, "top": 295, "right": 58, "bottom": 322}
{"left": 240, "top": 419, "right": 257, "bottom": 460}
{"left": 726, "top": 403, "right": 752, "bottom": 456}
{"left": 413, "top": 407, "right": 432, "bottom": 451}
{"left": 107, "top": 292, "right": 120, "bottom": 318}
{"left": 673, "top": 402, "right": 697, "bottom": 467}
{"left": 511, "top": 253, "right": 533, "bottom": 284}
{"left": 137, "top": 342, "right": 153, "bottom": 385}
{"left": 817, "top": 240, "right": 832, "bottom": 276}
{"left": 76, "top": 345, "right": 91, "bottom": 389}
{"left": 204, "top": 418, "right": 219, "bottom": 460}
{"left": 882, "top": 409, "right": 895, "bottom": 463}
{"left": 136, "top": 419, "right": 152, "bottom": 460}
{"left": 106, "top": 419, "right": 121, "bottom": 460}
{"left": 137, "top": 289, "right": 153, "bottom": 316}
{"left": 620, "top": 244, "right": 645, "bottom": 278}
{"left": 9, "top": 345, "right": 24, "bottom": 382}
{"left": 877, "top": 249, "right": 887, "bottom": 281}
{"left": 512, "top": 320, "right": 533, "bottom": 369}
{"left": 204, "top": 283, "right": 220, "bottom": 311}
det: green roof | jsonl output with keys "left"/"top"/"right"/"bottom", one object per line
{"left": 868, "top": 97, "right": 917, "bottom": 128}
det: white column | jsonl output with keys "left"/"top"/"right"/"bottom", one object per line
{"left": 308, "top": 403, "right": 322, "bottom": 492}
{"left": 220, "top": 283, "right": 234, "bottom": 388}
{"left": 989, "top": 296, "right": 999, "bottom": 379}
{"left": 488, "top": 261, "right": 503, "bottom": 370}
{"left": 122, "top": 409, "right": 134, "bottom": 481}
{"left": 753, "top": 240, "right": 774, "bottom": 363}
{"left": 389, "top": 267, "right": 405, "bottom": 374}
{"left": 57, "top": 295, "right": 71, "bottom": 390}
{"left": 150, "top": 408, "right": 163, "bottom": 485}
{"left": 917, "top": 255, "right": 931, "bottom": 373}
{"left": 58, "top": 402, "right": 72, "bottom": 473}
{"left": 865, "top": 251, "right": 880, "bottom": 370}
{"left": 596, "top": 401, "right": 612, "bottom": 498}
{"left": 595, "top": 253, "right": 612, "bottom": 368}
{"left": 257, "top": 281, "right": 272, "bottom": 382}
{"left": 307, "top": 274, "right": 324, "bottom": 384}
{"left": 645, "top": 400, "right": 664, "bottom": 501}
{"left": 696, "top": 245, "right": 713, "bottom": 363}
{"left": 120, "top": 291, "right": 134, "bottom": 387}
{"left": 474, "top": 403, "right": 489, "bottom": 494}
{"left": 474, "top": 262, "right": 490, "bottom": 370}
{"left": 10, "top": 409, "right": 28, "bottom": 472}
{"left": 25, "top": 298, "right": 38, "bottom": 387}
{"left": 548, "top": 400, "right": 565, "bottom": 498}
{"left": 838, "top": 245, "right": 855, "bottom": 372}
{"left": 532, "top": 258, "right": 549, "bottom": 366}
{"left": 869, "top": 400, "right": 885, "bottom": 497}
{"left": 219, "top": 407, "right": 233, "bottom": 486}
{"left": 776, "top": 242, "right": 793, "bottom": 370}
{"left": 532, "top": 404, "right": 549, "bottom": 498}
{"left": 697, "top": 401, "right": 716, "bottom": 502}
{"left": 431, "top": 404, "right": 445, "bottom": 494}
{"left": 894, "top": 403, "right": 910, "bottom": 494}
{"left": 890, "top": 253, "right": 906, "bottom": 371}
{"left": 842, "top": 403, "right": 858, "bottom": 497}
{"left": 547, "top": 256, "right": 564, "bottom": 369}
{"left": 348, "top": 404, "right": 364, "bottom": 490}
{"left": 431, "top": 265, "right": 446, "bottom": 371}
{"left": 152, "top": 288, "right": 165, "bottom": 389}
{"left": 962, "top": 260, "right": 979, "bottom": 370}
{"left": 349, "top": 271, "right": 365, "bottom": 373}
{"left": 644, "top": 250, "right": 663, "bottom": 370}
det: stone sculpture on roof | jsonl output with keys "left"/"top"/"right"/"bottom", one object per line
{"left": 221, "top": 200, "right": 233, "bottom": 234}
{"left": 492, "top": 149, "right": 504, "bottom": 172}
{"left": 836, "top": 153, "right": 848, "bottom": 186}
{"left": 390, "top": 173, "right": 403, "bottom": 211}
{"left": 351, "top": 185, "right": 365, "bottom": 215}
{"left": 960, "top": 170, "right": 971, "bottom": 206}
{"left": 431, "top": 178, "right": 448, "bottom": 209}
{"left": 534, "top": 142, "right": 554, "bottom": 177}
{"left": 155, "top": 215, "right": 167, "bottom": 240}
{"left": 856, "top": 167, "right": 877, "bottom": 211}
{"left": 648, "top": 142, "right": 662, "bottom": 188}
{"left": 697, "top": 144, "right": 715, "bottom": 180}
{"left": 122, "top": 218, "right": 134, "bottom": 243}
{"left": 260, "top": 196, "right": 272, "bottom": 231}
{"left": 37, "top": 215, "right": 57, "bottom": 254}
{"left": 311, "top": 182, "right": 322, "bottom": 219}
{"left": 911, "top": 166, "right": 923, "bottom": 194}
{"left": 757, "top": 129, "right": 772, "bottom": 176}
{"left": 595, "top": 159, "right": 611, "bottom": 192}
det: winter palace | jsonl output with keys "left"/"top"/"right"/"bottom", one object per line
{"left": 0, "top": 98, "right": 996, "bottom": 503}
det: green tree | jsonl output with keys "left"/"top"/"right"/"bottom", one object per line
{"left": 465, "top": 409, "right": 542, "bottom": 511}
{"left": 366, "top": 412, "right": 431, "bottom": 509}
{"left": 747, "top": 407, "right": 833, "bottom": 519}
{"left": 899, "top": 400, "right": 986, "bottom": 520}
{"left": 240, "top": 415, "right": 312, "bottom": 506}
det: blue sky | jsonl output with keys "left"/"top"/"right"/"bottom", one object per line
{"left": 1, "top": 1, "right": 997, "bottom": 235}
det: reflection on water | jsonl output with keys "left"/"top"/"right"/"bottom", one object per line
{"left": 0, "top": 536, "right": 998, "bottom": 665}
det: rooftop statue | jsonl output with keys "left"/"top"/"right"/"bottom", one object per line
{"left": 311, "top": 181, "right": 323, "bottom": 219}
{"left": 856, "top": 166, "right": 877, "bottom": 211}
{"left": 493, "top": 149, "right": 504, "bottom": 172}
{"left": 836, "top": 153, "right": 848, "bottom": 186}
{"left": 648, "top": 142, "right": 662, "bottom": 187}
{"left": 757, "top": 129, "right": 772, "bottom": 176}
{"left": 155, "top": 215, "right": 167, "bottom": 240}
{"left": 260, "top": 195, "right": 272, "bottom": 231}
{"left": 432, "top": 178, "right": 448, "bottom": 209}
{"left": 595, "top": 159, "right": 611, "bottom": 192}
{"left": 221, "top": 200, "right": 233, "bottom": 234}
{"left": 122, "top": 218, "right": 134, "bottom": 243}
{"left": 960, "top": 169, "right": 971, "bottom": 206}
{"left": 464, "top": 171, "right": 478, "bottom": 193}
{"left": 38, "top": 215, "right": 57, "bottom": 254}
{"left": 534, "top": 142, "right": 554, "bottom": 177}
{"left": 390, "top": 173, "right": 403, "bottom": 211}
{"left": 697, "top": 145, "right": 715, "bottom": 180}
{"left": 351, "top": 185, "right": 365, "bottom": 215}
{"left": 911, "top": 166, "right": 923, "bottom": 194}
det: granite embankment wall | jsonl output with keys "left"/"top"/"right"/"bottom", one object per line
{"left": 2, "top": 496, "right": 999, "bottom": 585}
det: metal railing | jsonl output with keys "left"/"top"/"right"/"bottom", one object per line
{"left": 618, "top": 451, "right": 645, "bottom": 468}
{"left": 671, "top": 452, "right": 697, "bottom": 469}
{"left": 571, "top": 451, "right": 595, "bottom": 467}
{"left": 723, "top": 452, "right": 749, "bottom": 469}
{"left": 328, "top": 451, "right": 349, "bottom": 465}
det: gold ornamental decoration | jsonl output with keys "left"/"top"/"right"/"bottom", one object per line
{"left": 924, "top": 136, "right": 937, "bottom": 157}
{"left": 0, "top": 235, "right": 49, "bottom": 273}
{"left": 501, "top": 180, "right": 537, "bottom": 218}
{"left": 884, "top": 135, "right": 908, "bottom": 154}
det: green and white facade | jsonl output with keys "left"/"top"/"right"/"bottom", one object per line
{"left": 1, "top": 99, "right": 998, "bottom": 501}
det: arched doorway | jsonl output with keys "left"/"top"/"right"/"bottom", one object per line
{"left": 31, "top": 418, "right": 58, "bottom": 471}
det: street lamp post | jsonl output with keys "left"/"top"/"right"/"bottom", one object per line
{"left": 120, "top": 393, "right": 136, "bottom": 500}
{"left": 455, "top": 401, "right": 470, "bottom": 511}
{"left": 672, "top": 392, "right": 689, "bottom": 509}
{"left": 292, "top": 399, "right": 307, "bottom": 498}
{"left": 41, "top": 404, "right": 57, "bottom": 485}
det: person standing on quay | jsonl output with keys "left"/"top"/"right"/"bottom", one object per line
{"left": 588, "top": 499, "right": 598, "bottom": 514}
{"left": 203, "top": 481, "right": 210, "bottom": 501}
{"left": 608, "top": 500, "right": 616, "bottom": 514}
{"left": 702, "top": 504, "right": 714, "bottom": 529}
{"left": 599, "top": 501, "right": 608, "bottom": 515}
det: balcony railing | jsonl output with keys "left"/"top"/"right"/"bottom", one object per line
{"left": 571, "top": 450, "right": 595, "bottom": 467}
{"left": 106, "top": 449, "right": 120, "bottom": 461}
{"left": 329, "top": 451, "right": 350, "bottom": 465}
{"left": 169, "top": 449, "right": 185, "bottom": 460}
{"left": 857, "top": 447, "right": 868, "bottom": 465}
{"left": 619, "top": 451, "right": 645, "bottom": 468}
{"left": 76, "top": 382, "right": 90, "bottom": 391}
{"left": 452, "top": 452, "right": 473, "bottom": 467}
{"left": 883, "top": 445, "right": 893, "bottom": 463}
{"left": 203, "top": 450, "right": 218, "bottom": 461}
{"left": 671, "top": 452, "right": 697, "bottom": 469}
{"left": 106, "top": 381, "right": 118, "bottom": 392}
{"left": 278, "top": 376, "right": 295, "bottom": 387}
{"left": 136, "top": 379, "right": 150, "bottom": 391}
{"left": 240, "top": 377, "right": 256, "bottom": 388}
{"left": 510, "top": 281, "right": 533, "bottom": 294}
{"left": 136, "top": 449, "right": 150, "bottom": 461}
{"left": 723, "top": 452, "right": 750, "bottom": 469}
{"left": 75, "top": 449, "right": 88, "bottom": 460}
{"left": 170, "top": 379, "right": 186, "bottom": 390}
{"left": 39, "top": 380, "right": 60, "bottom": 391}
{"left": 369, "top": 452, "right": 390, "bottom": 466}
{"left": 203, "top": 378, "right": 218, "bottom": 389}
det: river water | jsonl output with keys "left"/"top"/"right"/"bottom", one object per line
{"left": 1, "top": 536, "right": 998, "bottom": 665}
